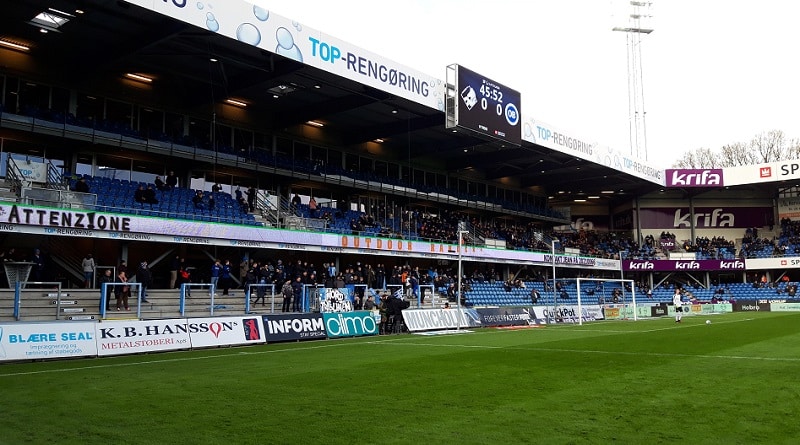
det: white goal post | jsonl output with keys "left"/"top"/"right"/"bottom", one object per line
{"left": 574, "top": 278, "right": 637, "bottom": 325}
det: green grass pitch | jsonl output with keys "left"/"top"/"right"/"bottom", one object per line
{"left": 2, "top": 312, "right": 800, "bottom": 444}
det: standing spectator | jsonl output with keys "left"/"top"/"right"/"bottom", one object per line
{"left": 363, "top": 295, "right": 376, "bottom": 310}
{"left": 81, "top": 253, "right": 95, "bottom": 288}
{"left": 281, "top": 279, "right": 293, "bottom": 312}
{"left": 246, "top": 186, "right": 257, "bottom": 212}
{"left": 239, "top": 257, "right": 249, "bottom": 289}
{"left": 252, "top": 264, "right": 268, "bottom": 306}
{"left": 178, "top": 266, "right": 192, "bottom": 297}
{"left": 31, "top": 249, "right": 45, "bottom": 284}
{"left": 291, "top": 276, "right": 303, "bottom": 312}
{"left": 210, "top": 259, "right": 221, "bottom": 296}
{"left": 115, "top": 270, "right": 130, "bottom": 311}
{"left": 169, "top": 255, "right": 180, "bottom": 289}
{"left": 235, "top": 187, "right": 247, "bottom": 212}
{"left": 98, "top": 268, "right": 114, "bottom": 311}
{"left": 165, "top": 170, "right": 178, "bottom": 190}
{"left": 211, "top": 182, "right": 222, "bottom": 193}
{"left": 220, "top": 259, "right": 232, "bottom": 295}
{"left": 137, "top": 261, "right": 151, "bottom": 303}
{"left": 73, "top": 177, "right": 90, "bottom": 193}
{"left": 308, "top": 196, "right": 318, "bottom": 218}
{"left": 118, "top": 260, "right": 128, "bottom": 278}
{"left": 291, "top": 193, "right": 301, "bottom": 214}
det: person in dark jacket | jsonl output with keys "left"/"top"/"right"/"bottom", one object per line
{"left": 137, "top": 261, "right": 152, "bottom": 303}
{"left": 291, "top": 276, "right": 304, "bottom": 312}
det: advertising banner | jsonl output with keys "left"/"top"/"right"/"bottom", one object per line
{"left": 322, "top": 311, "right": 379, "bottom": 338}
{"left": 401, "top": 308, "right": 482, "bottom": 332}
{"left": 8, "top": 158, "right": 47, "bottom": 183}
{"left": 732, "top": 301, "right": 771, "bottom": 312}
{"left": 123, "top": 0, "right": 444, "bottom": 110}
{"left": 650, "top": 305, "right": 668, "bottom": 317}
{"left": 531, "top": 305, "right": 605, "bottom": 323}
{"left": 639, "top": 207, "right": 772, "bottom": 229}
{"left": 95, "top": 319, "right": 191, "bottom": 356}
{"left": 770, "top": 302, "right": 800, "bottom": 312}
{"left": 777, "top": 197, "right": 800, "bottom": 221}
{"left": 0, "top": 322, "right": 98, "bottom": 362}
{"left": 520, "top": 117, "right": 663, "bottom": 185}
{"left": 746, "top": 257, "right": 800, "bottom": 270}
{"left": 724, "top": 160, "right": 800, "bottom": 186}
{"left": 187, "top": 316, "right": 265, "bottom": 348}
{"left": 474, "top": 307, "right": 536, "bottom": 327}
{"left": 624, "top": 259, "right": 746, "bottom": 272}
{"left": 0, "top": 203, "right": 620, "bottom": 271}
{"left": 664, "top": 169, "right": 724, "bottom": 188}
{"left": 262, "top": 313, "right": 327, "bottom": 342}
{"left": 602, "top": 305, "right": 650, "bottom": 320}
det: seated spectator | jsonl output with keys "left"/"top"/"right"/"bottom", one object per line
{"left": 134, "top": 185, "right": 147, "bottom": 205}
{"left": 208, "top": 193, "right": 215, "bottom": 210}
{"left": 211, "top": 183, "right": 221, "bottom": 193}
{"left": 143, "top": 185, "right": 159, "bottom": 205}
{"left": 192, "top": 191, "right": 206, "bottom": 210}
{"left": 154, "top": 176, "right": 167, "bottom": 191}
{"left": 530, "top": 288, "right": 540, "bottom": 304}
{"left": 73, "top": 177, "right": 90, "bottom": 193}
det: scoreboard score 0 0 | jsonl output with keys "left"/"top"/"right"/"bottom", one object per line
{"left": 455, "top": 65, "right": 521, "bottom": 146}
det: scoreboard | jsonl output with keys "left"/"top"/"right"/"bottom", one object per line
{"left": 454, "top": 65, "right": 521, "bottom": 145}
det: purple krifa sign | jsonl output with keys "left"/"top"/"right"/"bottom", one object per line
{"left": 665, "top": 169, "right": 724, "bottom": 187}
{"left": 639, "top": 207, "right": 773, "bottom": 229}
{"left": 623, "top": 259, "right": 746, "bottom": 271}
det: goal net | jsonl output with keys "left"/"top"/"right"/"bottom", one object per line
{"left": 549, "top": 278, "right": 637, "bottom": 325}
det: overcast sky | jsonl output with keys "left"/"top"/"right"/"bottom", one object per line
{"left": 255, "top": 0, "right": 800, "bottom": 167}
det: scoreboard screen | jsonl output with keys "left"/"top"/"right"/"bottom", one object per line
{"left": 455, "top": 65, "right": 521, "bottom": 145}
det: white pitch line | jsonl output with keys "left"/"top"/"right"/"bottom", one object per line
{"left": 372, "top": 341, "right": 800, "bottom": 362}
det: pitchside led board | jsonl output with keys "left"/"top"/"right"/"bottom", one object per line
{"left": 454, "top": 65, "right": 521, "bottom": 145}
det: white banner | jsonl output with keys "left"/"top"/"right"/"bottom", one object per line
{"left": 0, "top": 322, "right": 98, "bottom": 362}
{"left": 123, "top": 0, "right": 443, "bottom": 110}
{"left": 9, "top": 158, "right": 48, "bottom": 183}
{"left": 521, "top": 116, "right": 664, "bottom": 185}
{"left": 0, "top": 202, "right": 622, "bottom": 270}
{"left": 95, "top": 319, "right": 191, "bottom": 356}
{"left": 187, "top": 316, "right": 266, "bottom": 348}
{"left": 724, "top": 160, "right": 800, "bottom": 186}
{"left": 401, "top": 308, "right": 482, "bottom": 332}
{"left": 778, "top": 197, "right": 800, "bottom": 221}
{"left": 745, "top": 257, "right": 800, "bottom": 270}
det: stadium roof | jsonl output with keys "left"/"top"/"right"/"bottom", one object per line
{"left": 1, "top": 0, "right": 663, "bottom": 206}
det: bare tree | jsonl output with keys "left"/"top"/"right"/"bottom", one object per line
{"left": 672, "top": 147, "right": 718, "bottom": 168}
{"left": 673, "top": 130, "right": 798, "bottom": 168}
{"left": 750, "top": 130, "right": 787, "bottom": 163}
{"left": 719, "top": 142, "right": 756, "bottom": 166}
